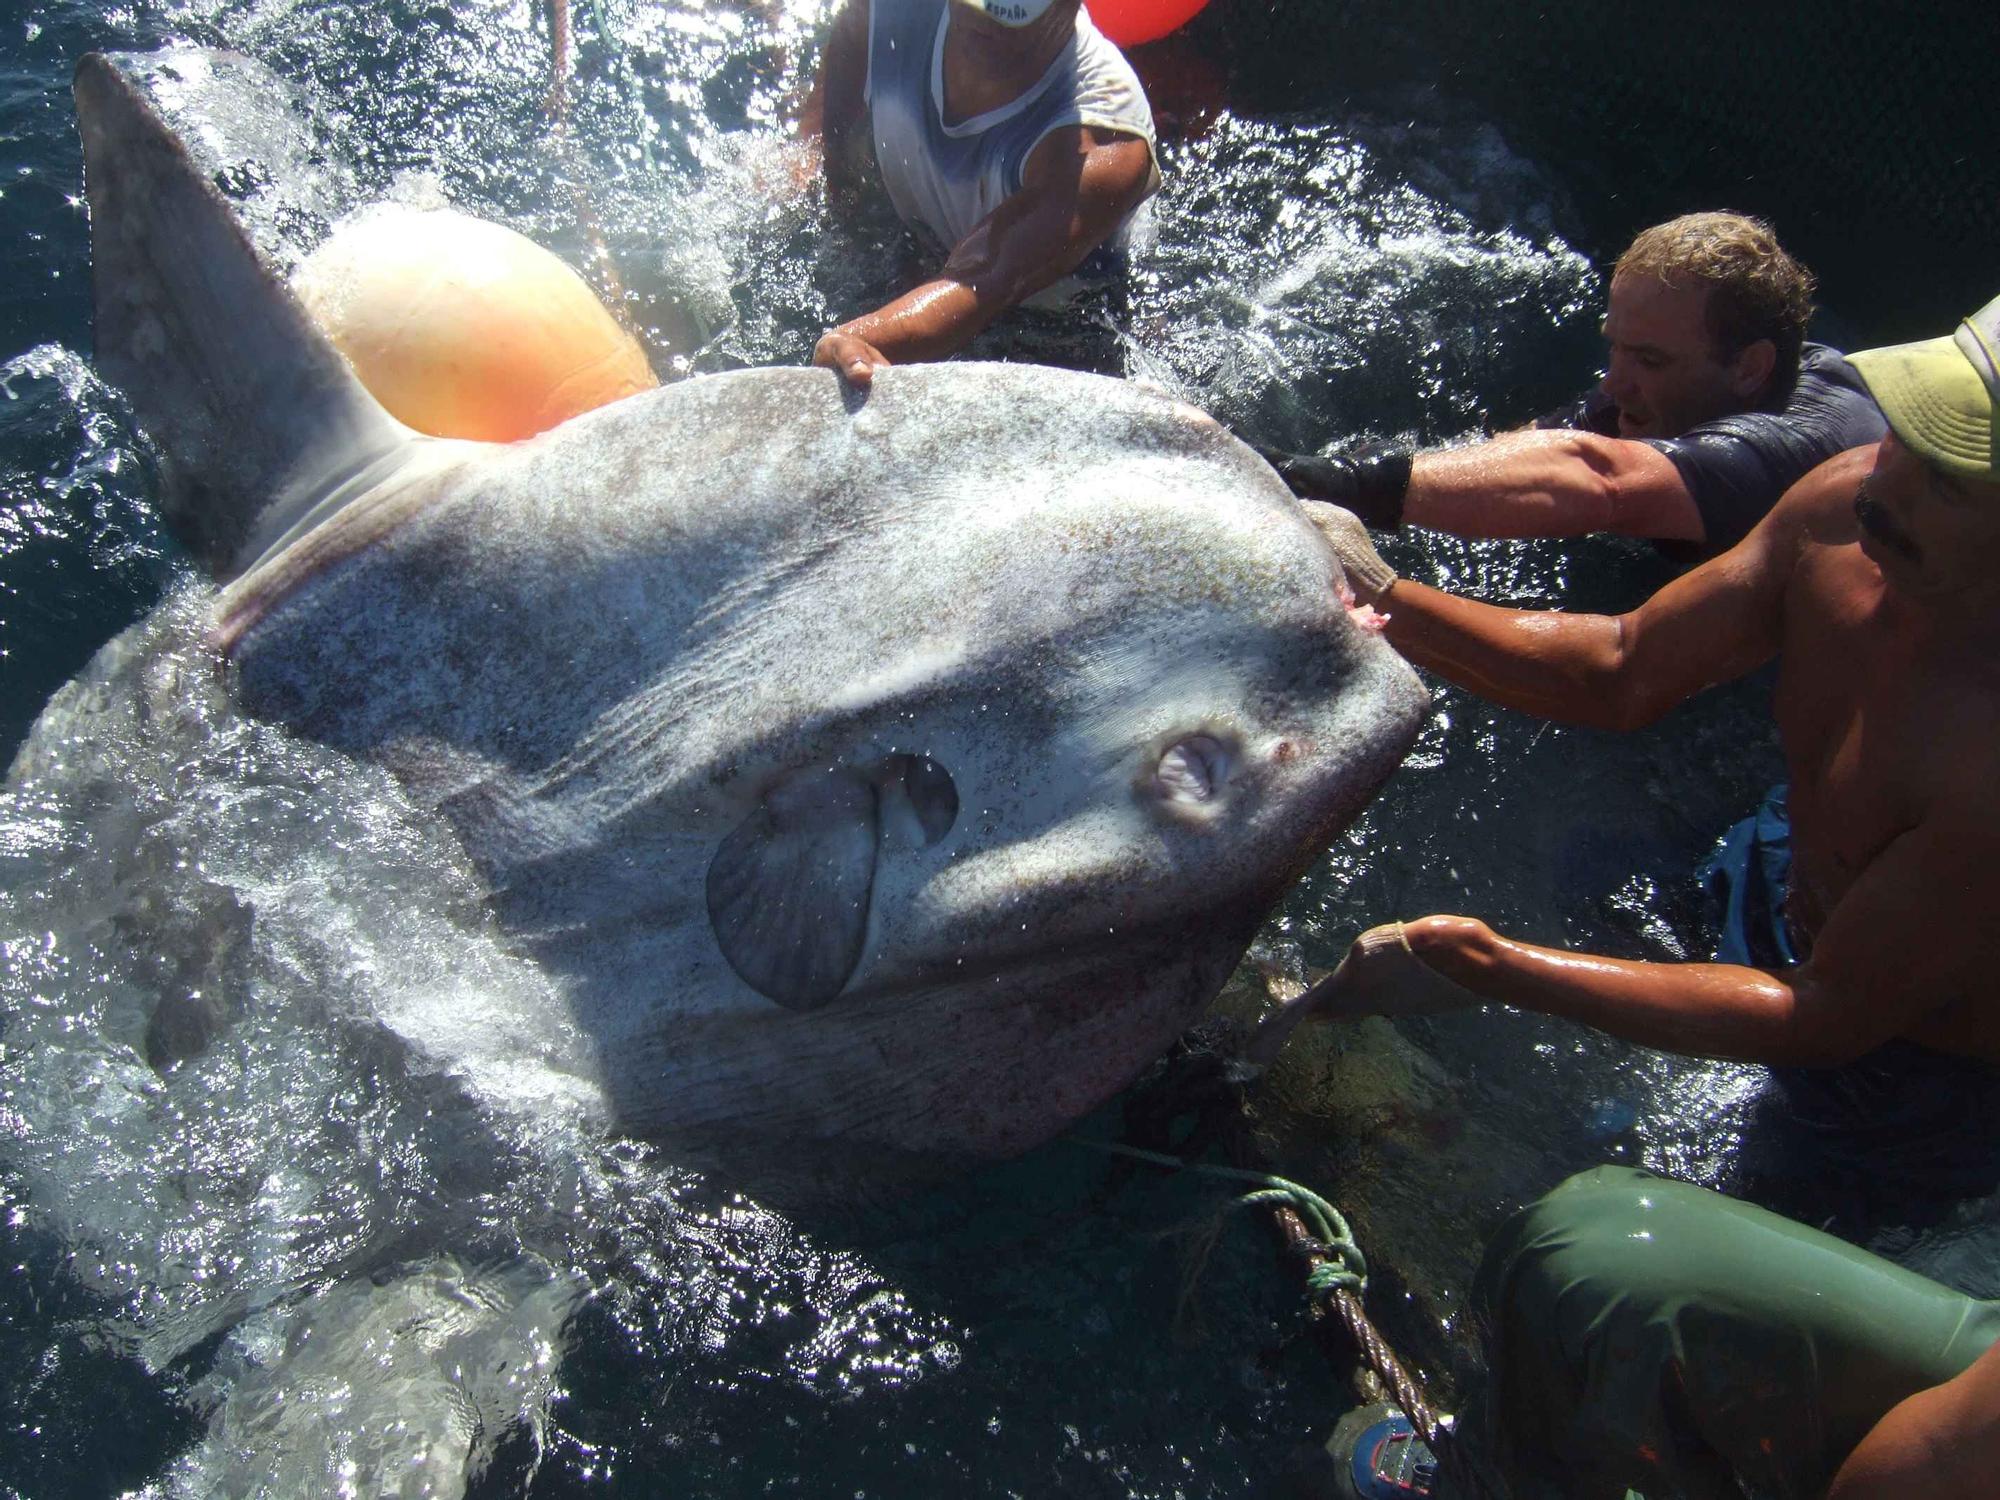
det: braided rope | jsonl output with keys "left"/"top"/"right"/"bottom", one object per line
{"left": 1070, "top": 1135, "right": 1498, "bottom": 1497}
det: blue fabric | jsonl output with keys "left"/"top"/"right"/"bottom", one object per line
{"left": 1700, "top": 784, "right": 2000, "bottom": 1232}
{"left": 1697, "top": 782, "right": 1801, "bottom": 969}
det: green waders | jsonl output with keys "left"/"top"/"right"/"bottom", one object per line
{"left": 1465, "top": 1165, "right": 2000, "bottom": 1499}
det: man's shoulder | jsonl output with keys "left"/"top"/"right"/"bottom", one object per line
{"left": 1781, "top": 343, "right": 1882, "bottom": 422}
{"left": 1018, "top": 19, "right": 1159, "bottom": 203}
{"left": 1672, "top": 349, "right": 1885, "bottom": 471}
{"left": 1771, "top": 445, "right": 1875, "bottom": 529}
{"left": 1039, "top": 13, "right": 1158, "bottom": 155}
{"left": 1737, "top": 445, "right": 1874, "bottom": 584}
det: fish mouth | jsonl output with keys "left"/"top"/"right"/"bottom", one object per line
{"left": 1854, "top": 486, "right": 1919, "bottom": 564}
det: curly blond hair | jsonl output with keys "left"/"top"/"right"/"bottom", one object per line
{"left": 1614, "top": 212, "right": 1816, "bottom": 382}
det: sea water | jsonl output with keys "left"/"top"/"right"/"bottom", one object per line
{"left": 1, "top": 3, "right": 1992, "bottom": 1496}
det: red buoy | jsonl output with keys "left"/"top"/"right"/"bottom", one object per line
{"left": 1084, "top": 0, "right": 1211, "bottom": 49}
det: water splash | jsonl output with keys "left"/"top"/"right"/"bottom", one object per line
{"left": 4, "top": 2, "right": 1983, "bottom": 1495}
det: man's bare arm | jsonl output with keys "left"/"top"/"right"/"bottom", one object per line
{"left": 1356, "top": 448, "right": 1874, "bottom": 729}
{"left": 1402, "top": 428, "right": 1704, "bottom": 540}
{"left": 1399, "top": 448, "right": 1874, "bottom": 735}
{"left": 1827, "top": 1338, "right": 2000, "bottom": 1499}
{"left": 1375, "top": 520, "right": 1785, "bottom": 733}
{"left": 813, "top": 126, "right": 1153, "bottom": 385}
{"left": 1343, "top": 766, "right": 2000, "bottom": 1068}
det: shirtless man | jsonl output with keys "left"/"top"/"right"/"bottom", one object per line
{"left": 800, "top": 0, "right": 1159, "bottom": 388}
{"left": 1290, "top": 291, "right": 2000, "bottom": 1500}
{"left": 1258, "top": 213, "right": 1884, "bottom": 558}
{"left": 1290, "top": 289, "right": 2000, "bottom": 1068}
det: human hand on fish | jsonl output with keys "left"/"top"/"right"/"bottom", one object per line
{"left": 1309, "top": 920, "right": 1487, "bottom": 1018}
{"left": 1297, "top": 499, "right": 1398, "bottom": 609}
{"left": 1242, "top": 917, "right": 1485, "bottom": 1067}
{"left": 1249, "top": 440, "right": 1414, "bottom": 531}
{"left": 814, "top": 326, "right": 891, "bottom": 388}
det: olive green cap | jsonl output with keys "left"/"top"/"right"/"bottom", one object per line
{"left": 1848, "top": 292, "right": 2000, "bottom": 480}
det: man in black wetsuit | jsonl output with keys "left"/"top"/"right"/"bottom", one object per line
{"left": 1259, "top": 212, "right": 1885, "bottom": 559}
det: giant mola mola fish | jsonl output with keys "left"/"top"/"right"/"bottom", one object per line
{"left": 63, "top": 50, "right": 1426, "bottom": 1198}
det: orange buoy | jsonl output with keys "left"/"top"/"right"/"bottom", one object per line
{"left": 1084, "top": 0, "right": 1211, "bottom": 49}
{"left": 293, "top": 204, "right": 657, "bottom": 444}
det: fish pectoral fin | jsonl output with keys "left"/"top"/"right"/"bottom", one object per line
{"left": 705, "top": 769, "right": 880, "bottom": 1011}
{"left": 874, "top": 752, "right": 958, "bottom": 850}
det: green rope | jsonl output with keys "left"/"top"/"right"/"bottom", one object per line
{"left": 1068, "top": 1137, "right": 1368, "bottom": 1296}
{"left": 1069, "top": 1138, "right": 1485, "bottom": 1491}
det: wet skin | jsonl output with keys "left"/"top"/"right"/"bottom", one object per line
{"left": 1329, "top": 433, "right": 2000, "bottom": 1069}
{"left": 1598, "top": 271, "right": 1776, "bottom": 440}
{"left": 1829, "top": 1336, "right": 2000, "bottom": 1498}
{"left": 1770, "top": 434, "right": 2000, "bottom": 1061}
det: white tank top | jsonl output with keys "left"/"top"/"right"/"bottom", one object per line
{"left": 863, "top": 0, "right": 1160, "bottom": 252}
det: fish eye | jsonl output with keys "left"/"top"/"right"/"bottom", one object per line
{"left": 1153, "top": 734, "right": 1233, "bottom": 805}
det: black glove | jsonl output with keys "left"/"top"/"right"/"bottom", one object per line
{"left": 1249, "top": 440, "right": 1414, "bottom": 531}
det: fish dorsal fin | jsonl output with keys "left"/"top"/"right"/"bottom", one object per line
{"left": 74, "top": 53, "right": 418, "bottom": 581}
{"left": 706, "top": 771, "right": 880, "bottom": 1012}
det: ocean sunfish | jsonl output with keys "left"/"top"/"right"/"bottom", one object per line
{"left": 69, "top": 50, "right": 1427, "bottom": 1197}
